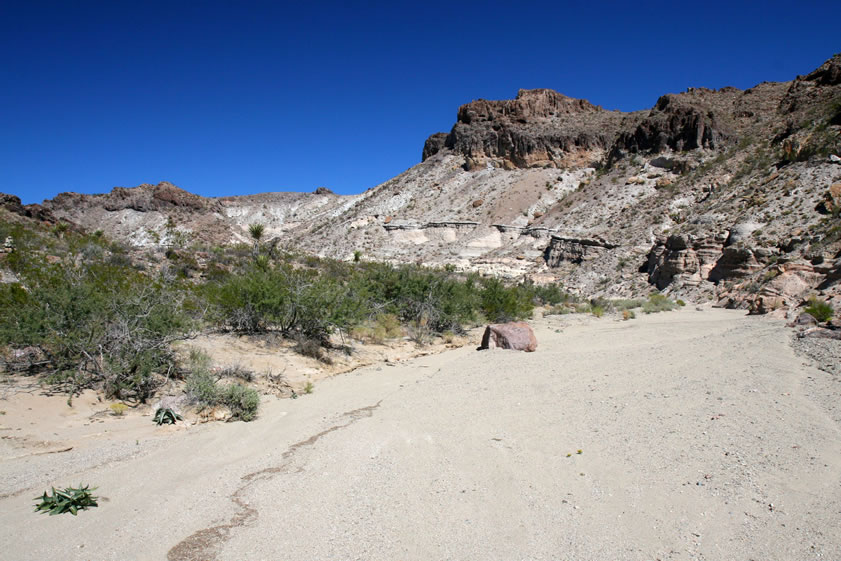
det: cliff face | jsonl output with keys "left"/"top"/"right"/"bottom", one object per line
{"left": 10, "top": 55, "right": 841, "bottom": 315}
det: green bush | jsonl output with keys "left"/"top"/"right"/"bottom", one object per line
{"left": 221, "top": 383, "right": 260, "bottom": 421}
{"left": 185, "top": 370, "right": 220, "bottom": 409}
{"left": 612, "top": 298, "right": 644, "bottom": 311}
{"left": 0, "top": 247, "right": 196, "bottom": 402}
{"left": 479, "top": 278, "right": 533, "bottom": 323}
{"left": 804, "top": 297, "right": 834, "bottom": 322}
{"left": 642, "top": 293, "right": 678, "bottom": 314}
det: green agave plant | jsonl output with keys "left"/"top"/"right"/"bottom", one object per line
{"left": 34, "top": 484, "right": 98, "bottom": 516}
{"left": 153, "top": 407, "right": 183, "bottom": 425}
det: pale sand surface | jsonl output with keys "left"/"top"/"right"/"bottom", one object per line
{"left": 1, "top": 308, "right": 840, "bottom": 561}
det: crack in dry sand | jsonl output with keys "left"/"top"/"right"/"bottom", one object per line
{"left": 166, "top": 401, "right": 382, "bottom": 561}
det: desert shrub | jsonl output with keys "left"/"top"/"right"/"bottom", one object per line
{"left": 589, "top": 297, "right": 613, "bottom": 314}
{"left": 185, "top": 370, "right": 220, "bottom": 409}
{"left": 531, "top": 282, "right": 573, "bottom": 306}
{"left": 0, "top": 251, "right": 196, "bottom": 402}
{"left": 622, "top": 309, "right": 636, "bottom": 320}
{"left": 479, "top": 278, "right": 533, "bottom": 323}
{"left": 612, "top": 298, "right": 643, "bottom": 311}
{"left": 208, "top": 262, "right": 366, "bottom": 341}
{"left": 220, "top": 383, "right": 260, "bottom": 421}
{"left": 804, "top": 297, "right": 834, "bottom": 322}
{"left": 642, "top": 293, "right": 678, "bottom": 314}
{"left": 590, "top": 305, "right": 605, "bottom": 318}
{"left": 294, "top": 335, "right": 332, "bottom": 364}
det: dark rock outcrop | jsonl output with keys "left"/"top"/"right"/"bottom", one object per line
{"left": 47, "top": 182, "right": 216, "bottom": 214}
{"left": 0, "top": 193, "right": 59, "bottom": 223}
{"left": 544, "top": 235, "right": 618, "bottom": 266}
{"left": 422, "top": 132, "right": 449, "bottom": 160}
{"left": 424, "top": 89, "right": 626, "bottom": 169}
{"left": 610, "top": 92, "right": 733, "bottom": 161}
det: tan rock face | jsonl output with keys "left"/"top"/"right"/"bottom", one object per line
{"left": 479, "top": 322, "right": 537, "bottom": 352}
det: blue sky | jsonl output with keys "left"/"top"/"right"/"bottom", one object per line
{"left": 1, "top": 0, "right": 838, "bottom": 205}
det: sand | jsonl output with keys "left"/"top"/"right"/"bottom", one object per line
{"left": 1, "top": 308, "right": 840, "bottom": 561}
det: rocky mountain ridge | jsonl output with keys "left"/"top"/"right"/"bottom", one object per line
{"left": 4, "top": 54, "right": 841, "bottom": 315}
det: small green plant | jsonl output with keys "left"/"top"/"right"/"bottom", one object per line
{"left": 248, "top": 223, "right": 265, "bottom": 243}
{"left": 622, "top": 309, "right": 635, "bottom": 320}
{"left": 303, "top": 381, "right": 314, "bottom": 394}
{"left": 804, "top": 297, "right": 834, "bottom": 322}
{"left": 34, "top": 484, "right": 98, "bottom": 516}
{"left": 353, "top": 250, "right": 362, "bottom": 263}
{"left": 109, "top": 403, "right": 128, "bottom": 416}
{"left": 153, "top": 407, "right": 183, "bottom": 425}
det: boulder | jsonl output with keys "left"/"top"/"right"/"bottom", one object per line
{"left": 479, "top": 322, "right": 537, "bottom": 352}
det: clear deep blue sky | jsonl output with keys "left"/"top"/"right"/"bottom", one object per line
{"left": 2, "top": 0, "right": 839, "bottom": 205}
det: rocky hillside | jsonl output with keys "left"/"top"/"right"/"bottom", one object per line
{"left": 4, "top": 55, "right": 841, "bottom": 314}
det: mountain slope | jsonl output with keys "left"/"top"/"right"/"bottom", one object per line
{"left": 7, "top": 55, "right": 841, "bottom": 312}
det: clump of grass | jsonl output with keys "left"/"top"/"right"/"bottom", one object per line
{"left": 804, "top": 296, "right": 834, "bottom": 322}
{"left": 622, "top": 309, "right": 635, "bottom": 321}
{"left": 351, "top": 313, "right": 403, "bottom": 344}
{"left": 303, "top": 381, "right": 314, "bottom": 394}
{"left": 218, "top": 364, "right": 255, "bottom": 382}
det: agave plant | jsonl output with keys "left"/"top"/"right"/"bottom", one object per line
{"left": 34, "top": 484, "right": 98, "bottom": 516}
{"left": 153, "top": 407, "right": 183, "bottom": 425}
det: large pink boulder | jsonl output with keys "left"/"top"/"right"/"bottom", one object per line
{"left": 479, "top": 322, "right": 537, "bottom": 352}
